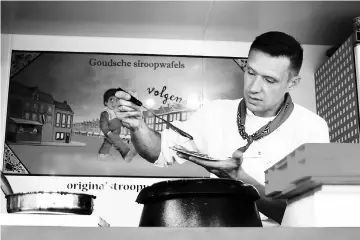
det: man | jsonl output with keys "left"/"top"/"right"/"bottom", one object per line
{"left": 114, "top": 31, "right": 330, "bottom": 225}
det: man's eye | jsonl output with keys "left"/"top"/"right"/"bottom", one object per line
{"left": 265, "top": 78, "right": 275, "bottom": 84}
{"left": 247, "top": 70, "right": 256, "bottom": 76}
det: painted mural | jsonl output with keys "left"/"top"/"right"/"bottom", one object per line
{"left": 3, "top": 51, "right": 247, "bottom": 177}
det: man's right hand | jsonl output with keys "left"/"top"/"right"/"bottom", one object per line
{"left": 114, "top": 90, "right": 143, "bottom": 131}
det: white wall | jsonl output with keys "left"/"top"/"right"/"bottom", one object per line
{"left": 292, "top": 44, "right": 331, "bottom": 113}
{"left": 0, "top": 34, "right": 330, "bottom": 171}
{"left": 1, "top": 34, "right": 12, "bottom": 171}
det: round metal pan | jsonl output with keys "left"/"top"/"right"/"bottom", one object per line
{"left": 5, "top": 191, "right": 96, "bottom": 215}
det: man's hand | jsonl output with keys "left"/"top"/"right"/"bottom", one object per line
{"left": 114, "top": 90, "right": 143, "bottom": 131}
{"left": 176, "top": 146, "right": 287, "bottom": 224}
{"left": 176, "top": 147, "right": 247, "bottom": 180}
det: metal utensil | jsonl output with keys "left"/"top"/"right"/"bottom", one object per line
{"left": 1, "top": 171, "right": 14, "bottom": 196}
{"left": 120, "top": 89, "right": 194, "bottom": 140}
{"left": 6, "top": 191, "right": 96, "bottom": 215}
{"left": 1, "top": 171, "right": 96, "bottom": 215}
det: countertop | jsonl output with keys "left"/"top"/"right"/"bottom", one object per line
{"left": 2, "top": 226, "right": 360, "bottom": 240}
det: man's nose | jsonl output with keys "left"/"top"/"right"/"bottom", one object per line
{"left": 248, "top": 76, "right": 262, "bottom": 93}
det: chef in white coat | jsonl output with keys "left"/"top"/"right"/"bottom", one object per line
{"left": 114, "top": 31, "right": 330, "bottom": 226}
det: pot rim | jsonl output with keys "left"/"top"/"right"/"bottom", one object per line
{"left": 136, "top": 178, "right": 260, "bottom": 204}
{"left": 5, "top": 191, "right": 97, "bottom": 199}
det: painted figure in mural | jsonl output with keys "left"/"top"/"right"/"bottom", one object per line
{"left": 113, "top": 31, "right": 330, "bottom": 225}
{"left": 98, "top": 88, "right": 137, "bottom": 162}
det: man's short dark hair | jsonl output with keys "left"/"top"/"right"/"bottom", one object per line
{"left": 249, "top": 31, "right": 303, "bottom": 76}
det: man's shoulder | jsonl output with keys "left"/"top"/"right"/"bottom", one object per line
{"left": 185, "top": 98, "right": 242, "bottom": 127}
{"left": 288, "top": 103, "right": 330, "bottom": 143}
{"left": 202, "top": 98, "right": 242, "bottom": 111}
{"left": 292, "top": 103, "right": 328, "bottom": 127}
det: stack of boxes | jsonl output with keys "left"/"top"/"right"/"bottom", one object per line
{"left": 264, "top": 27, "right": 360, "bottom": 226}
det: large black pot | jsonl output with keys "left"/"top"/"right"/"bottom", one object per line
{"left": 135, "top": 178, "right": 263, "bottom": 227}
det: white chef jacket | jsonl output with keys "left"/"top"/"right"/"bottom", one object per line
{"left": 154, "top": 98, "right": 330, "bottom": 226}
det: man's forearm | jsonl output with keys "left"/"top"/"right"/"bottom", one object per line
{"left": 237, "top": 171, "right": 286, "bottom": 224}
{"left": 130, "top": 121, "right": 162, "bottom": 163}
{"left": 256, "top": 196, "right": 287, "bottom": 225}
{"left": 251, "top": 183, "right": 287, "bottom": 224}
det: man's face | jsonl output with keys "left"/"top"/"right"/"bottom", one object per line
{"left": 243, "top": 49, "right": 298, "bottom": 117}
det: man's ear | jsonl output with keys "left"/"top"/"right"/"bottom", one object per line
{"left": 287, "top": 75, "right": 301, "bottom": 91}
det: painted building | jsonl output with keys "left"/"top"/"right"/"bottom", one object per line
{"left": 143, "top": 105, "right": 196, "bottom": 132}
{"left": 53, "top": 100, "right": 74, "bottom": 143}
{"left": 5, "top": 81, "right": 73, "bottom": 143}
{"left": 73, "top": 118, "right": 129, "bottom": 140}
{"left": 72, "top": 119, "right": 103, "bottom": 136}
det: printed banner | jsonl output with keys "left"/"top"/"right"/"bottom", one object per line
{"left": 3, "top": 51, "right": 247, "bottom": 177}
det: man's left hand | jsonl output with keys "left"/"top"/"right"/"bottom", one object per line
{"left": 176, "top": 147, "right": 246, "bottom": 180}
{"left": 177, "top": 146, "right": 287, "bottom": 223}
